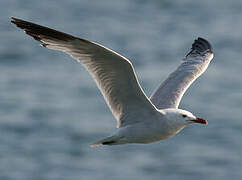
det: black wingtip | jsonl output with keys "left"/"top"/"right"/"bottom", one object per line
{"left": 186, "top": 37, "right": 213, "bottom": 57}
{"left": 192, "top": 37, "right": 213, "bottom": 53}
{"left": 10, "top": 17, "right": 16, "bottom": 22}
{"left": 11, "top": 17, "right": 24, "bottom": 27}
{"left": 10, "top": 17, "right": 78, "bottom": 42}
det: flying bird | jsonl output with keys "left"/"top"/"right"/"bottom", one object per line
{"left": 11, "top": 17, "right": 213, "bottom": 146}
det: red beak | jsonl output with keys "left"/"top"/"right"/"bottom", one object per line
{"left": 192, "top": 117, "right": 208, "bottom": 125}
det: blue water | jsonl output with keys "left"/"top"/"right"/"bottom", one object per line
{"left": 1, "top": 0, "right": 242, "bottom": 179}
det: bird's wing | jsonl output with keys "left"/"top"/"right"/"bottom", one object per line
{"left": 11, "top": 17, "right": 156, "bottom": 128}
{"left": 150, "top": 37, "right": 214, "bottom": 109}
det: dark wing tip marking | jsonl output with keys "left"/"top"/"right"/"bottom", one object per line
{"left": 10, "top": 17, "right": 81, "bottom": 45}
{"left": 186, "top": 37, "right": 213, "bottom": 57}
{"left": 11, "top": 17, "right": 91, "bottom": 47}
{"left": 193, "top": 37, "right": 213, "bottom": 53}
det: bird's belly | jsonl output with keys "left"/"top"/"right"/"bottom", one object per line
{"left": 119, "top": 123, "right": 184, "bottom": 144}
{"left": 137, "top": 129, "right": 176, "bottom": 144}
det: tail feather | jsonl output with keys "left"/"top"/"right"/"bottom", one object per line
{"left": 90, "top": 135, "right": 123, "bottom": 147}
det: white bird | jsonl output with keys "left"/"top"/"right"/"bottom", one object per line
{"left": 11, "top": 17, "right": 213, "bottom": 146}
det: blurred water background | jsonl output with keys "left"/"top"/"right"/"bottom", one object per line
{"left": 0, "top": 0, "right": 242, "bottom": 179}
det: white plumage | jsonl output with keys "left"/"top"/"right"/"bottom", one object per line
{"left": 150, "top": 41, "right": 213, "bottom": 109}
{"left": 11, "top": 17, "right": 213, "bottom": 146}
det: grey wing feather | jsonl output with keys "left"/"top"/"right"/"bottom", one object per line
{"left": 11, "top": 17, "right": 156, "bottom": 128}
{"left": 150, "top": 37, "right": 214, "bottom": 109}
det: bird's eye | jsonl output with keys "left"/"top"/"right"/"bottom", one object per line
{"left": 182, "top": 114, "right": 187, "bottom": 118}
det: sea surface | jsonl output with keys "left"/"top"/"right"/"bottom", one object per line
{"left": 1, "top": 0, "right": 242, "bottom": 180}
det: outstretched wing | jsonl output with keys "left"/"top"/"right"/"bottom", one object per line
{"left": 11, "top": 17, "right": 156, "bottom": 128}
{"left": 150, "top": 37, "right": 214, "bottom": 109}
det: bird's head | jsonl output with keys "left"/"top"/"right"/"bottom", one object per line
{"left": 162, "top": 109, "right": 208, "bottom": 126}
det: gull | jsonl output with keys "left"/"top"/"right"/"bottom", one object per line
{"left": 11, "top": 17, "right": 214, "bottom": 146}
